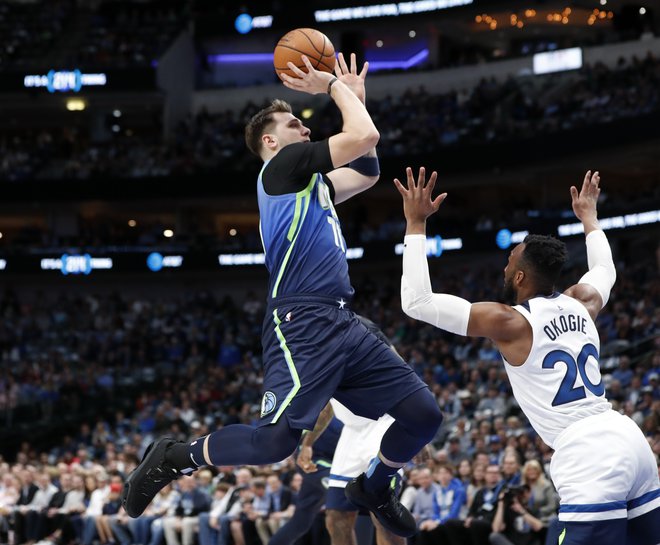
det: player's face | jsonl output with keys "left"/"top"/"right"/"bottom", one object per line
{"left": 502, "top": 244, "right": 524, "bottom": 303}
{"left": 271, "top": 112, "right": 311, "bottom": 148}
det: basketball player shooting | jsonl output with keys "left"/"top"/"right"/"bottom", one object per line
{"left": 121, "top": 54, "right": 442, "bottom": 539}
{"left": 394, "top": 167, "right": 660, "bottom": 545}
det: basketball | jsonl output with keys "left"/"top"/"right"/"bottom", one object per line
{"left": 274, "top": 28, "right": 336, "bottom": 80}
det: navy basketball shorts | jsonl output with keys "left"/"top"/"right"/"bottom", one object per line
{"left": 258, "top": 295, "right": 427, "bottom": 431}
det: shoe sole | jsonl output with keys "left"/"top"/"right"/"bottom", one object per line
{"left": 121, "top": 438, "right": 173, "bottom": 518}
{"left": 345, "top": 478, "right": 416, "bottom": 538}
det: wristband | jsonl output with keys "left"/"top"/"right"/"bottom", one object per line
{"left": 327, "top": 77, "right": 338, "bottom": 95}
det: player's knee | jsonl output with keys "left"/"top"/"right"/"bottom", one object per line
{"left": 253, "top": 420, "right": 300, "bottom": 462}
{"left": 394, "top": 388, "right": 443, "bottom": 440}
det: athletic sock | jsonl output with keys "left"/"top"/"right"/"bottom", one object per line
{"left": 363, "top": 456, "right": 398, "bottom": 494}
{"left": 165, "top": 439, "right": 202, "bottom": 474}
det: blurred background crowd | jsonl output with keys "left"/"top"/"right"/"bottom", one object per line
{"left": 0, "top": 0, "right": 658, "bottom": 544}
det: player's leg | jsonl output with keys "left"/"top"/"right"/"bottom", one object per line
{"left": 337, "top": 322, "right": 442, "bottom": 537}
{"left": 624, "top": 413, "right": 660, "bottom": 545}
{"left": 627, "top": 504, "right": 660, "bottom": 545}
{"left": 122, "top": 417, "right": 302, "bottom": 517}
{"left": 369, "top": 514, "right": 405, "bottom": 545}
{"left": 550, "top": 520, "right": 626, "bottom": 545}
{"left": 549, "top": 411, "right": 649, "bottom": 545}
{"left": 325, "top": 509, "right": 358, "bottom": 545}
{"left": 269, "top": 468, "right": 329, "bottom": 545}
{"left": 364, "top": 387, "right": 442, "bottom": 491}
{"left": 123, "top": 303, "right": 347, "bottom": 518}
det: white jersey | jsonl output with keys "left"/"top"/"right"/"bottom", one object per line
{"left": 503, "top": 292, "right": 611, "bottom": 448}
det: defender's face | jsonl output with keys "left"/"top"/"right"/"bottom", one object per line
{"left": 503, "top": 243, "right": 524, "bottom": 303}
{"left": 265, "top": 112, "right": 311, "bottom": 151}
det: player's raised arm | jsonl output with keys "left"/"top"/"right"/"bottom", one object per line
{"left": 394, "top": 167, "right": 529, "bottom": 351}
{"left": 323, "top": 53, "right": 380, "bottom": 204}
{"left": 563, "top": 170, "right": 616, "bottom": 320}
{"left": 280, "top": 54, "right": 379, "bottom": 170}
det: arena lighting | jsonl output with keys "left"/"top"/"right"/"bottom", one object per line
{"left": 208, "top": 50, "right": 429, "bottom": 71}
{"left": 66, "top": 98, "right": 86, "bottom": 111}
{"left": 40, "top": 255, "right": 113, "bottom": 275}
{"left": 0, "top": 259, "right": 6, "bottom": 271}
{"left": 218, "top": 248, "right": 364, "bottom": 266}
{"left": 557, "top": 210, "right": 660, "bottom": 237}
{"left": 394, "top": 235, "right": 463, "bottom": 257}
{"left": 146, "top": 252, "right": 183, "bottom": 272}
{"left": 314, "top": 0, "right": 473, "bottom": 22}
{"left": 369, "top": 48, "right": 429, "bottom": 71}
{"left": 533, "top": 47, "right": 582, "bottom": 75}
{"left": 24, "top": 70, "right": 107, "bottom": 93}
{"left": 496, "top": 229, "right": 528, "bottom": 250}
{"left": 234, "top": 13, "right": 273, "bottom": 33}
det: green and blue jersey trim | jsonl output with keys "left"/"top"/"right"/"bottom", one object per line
{"left": 271, "top": 173, "right": 317, "bottom": 298}
{"left": 558, "top": 528, "right": 566, "bottom": 545}
{"left": 270, "top": 308, "right": 301, "bottom": 424}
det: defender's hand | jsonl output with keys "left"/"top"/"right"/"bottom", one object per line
{"left": 280, "top": 56, "right": 335, "bottom": 95}
{"left": 394, "top": 167, "right": 447, "bottom": 230}
{"left": 334, "top": 52, "right": 368, "bottom": 103}
{"left": 296, "top": 446, "right": 318, "bottom": 473}
{"left": 570, "top": 170, "right": 600, "bottom": 224}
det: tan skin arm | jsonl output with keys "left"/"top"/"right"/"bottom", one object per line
{"left": 280, "top": 54, "right": 379, "bottom": 171}
{"left": 296, "top": 402, "right": 335, "bottom": 473}
{"left": 562, "top": 170, "right": 607, "bottom": 321}
{"left": 323, "top": 53, "right": 379, "bottom": 204}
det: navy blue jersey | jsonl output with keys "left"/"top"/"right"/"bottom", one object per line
{"left": 257, "top": 141, "right": 354, "bottom": 302}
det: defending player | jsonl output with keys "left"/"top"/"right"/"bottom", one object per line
{"left": 121, "top": 54, "right": 442, "bottom": 539}
{"left": 394, "top": 167, "right": 660, "bottom": 545}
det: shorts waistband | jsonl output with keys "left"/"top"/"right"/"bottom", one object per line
{"left": 268, "top": 294, "right": 353, "bottom": 310}
{"left": 553, "top": 408, "right": 614, "bottom": 449}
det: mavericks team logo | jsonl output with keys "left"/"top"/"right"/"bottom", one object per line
{"left": 261, "top": 391, "right": 277, "bottom": 417}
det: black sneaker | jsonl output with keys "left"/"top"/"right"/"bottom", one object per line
{"left": 122, "top": 438, "right": 183, "bottom": 518}
{"left": 344, "top": 473, "right": 417, "bottom": 537}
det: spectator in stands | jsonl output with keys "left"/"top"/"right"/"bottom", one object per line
{"left": 490, "top": 484, "right": 544, "bottom": 545}
{"left": 411, "top": 468, "right": 438, "bottom": 530}
{"left": 255, "top": 474, "right": 293, "bottom": 541}
{"left": 444, "top": 463, "right": 503, "bottom": 545}
{"left": 162, "top": 475, "right": 211, "bottom": 545}
{"left": 521, "top": 460, "right": 557, "bottom": 536}
{"left": 416, "top": 464, "right": 466, "bottom": 544}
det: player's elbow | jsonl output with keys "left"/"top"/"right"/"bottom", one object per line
{"left": 363, "top": 174, "right": 379, "bottom": 189}
{"left": 401, "top": 291, "right": 429, "bottom": 321}
{"left": 354, "top": 127, "right": 379, "bottom": 149}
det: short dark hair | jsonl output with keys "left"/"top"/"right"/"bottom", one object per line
{"left": 520, "top": 234, "right": 568, "bottom": 293}
{"left": 244, "top": 99, "right": 292, "bottom": 157}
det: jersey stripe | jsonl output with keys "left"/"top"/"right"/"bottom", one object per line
{"left": 270, "top": 309, "right": 301, "bottom": 424}
{"left": 271, "top": 174, "right": 316, "bottom": 298}
{"left": 559, "top": 500, "right": 627, "bottom": 513}
{"left": 627, "top": 488, "right": 660, "bottom": 510}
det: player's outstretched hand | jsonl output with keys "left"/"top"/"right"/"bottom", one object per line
{"left": 570, "top": 170, "right": 600, "bottom": 224}
{"left": 394, "top": 167, "right": 447, "bottom": 227}
{"left": 334, "top": 52, "right": 368, "bottom": 103}
{"left": 280, "top": 55, "right": 335, "bottom": 95}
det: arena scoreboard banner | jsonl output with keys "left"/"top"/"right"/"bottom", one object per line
{"left": 0, "top": 68, "right": 156, "bottom": 93}
{"left": 0, "top": 208, "right": 656, "bottom": 275}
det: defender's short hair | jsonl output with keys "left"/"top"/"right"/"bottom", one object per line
{"left": 521, "top": 234, "right": 568, "bottom": 292}
{"left": 244, "top": 99, "right": 292, "bottom": 157}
